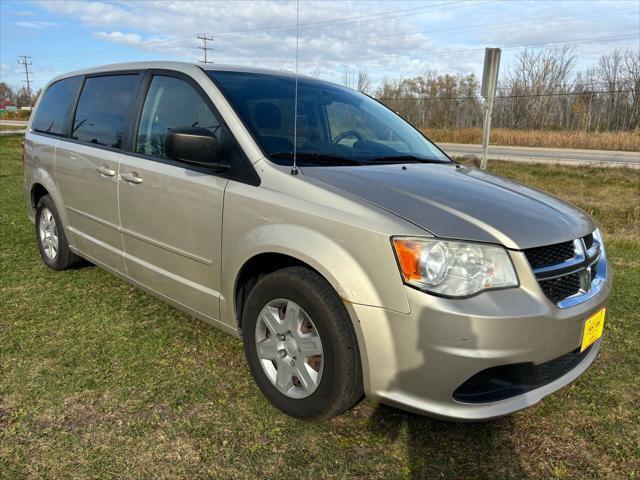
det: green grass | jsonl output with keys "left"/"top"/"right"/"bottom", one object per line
{"left": 1, "top": 135, "right": 639, "bottom": 479}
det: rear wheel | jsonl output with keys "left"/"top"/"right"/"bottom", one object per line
{"left": 36, "top": 195, "right": 83, "bottom": 270}
{"left": 242, "top": 267, "right": 363, "bottom": 420}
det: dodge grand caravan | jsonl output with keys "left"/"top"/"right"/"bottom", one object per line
{"left": 24, "top": 62, "right": 611, "bottom": 421}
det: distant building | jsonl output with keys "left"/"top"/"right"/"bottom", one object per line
{"left": 0, "top": 99, "right": 18, "bottom": 116}
{"left": 0, "top": 99, "right": 17, "bottom": 112}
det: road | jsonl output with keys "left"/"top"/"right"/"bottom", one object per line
{"left": 0, "top": 119, "right": 28, "bottom": 126}
{"left": 439, "top": 142, "right": 639, "bottom": 167}
{"left": 0, "top": 119, "right": 28, "bottom": 136}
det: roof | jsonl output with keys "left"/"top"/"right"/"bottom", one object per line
{"left": 47, "top": 61, "right": 317, "bottom": 85}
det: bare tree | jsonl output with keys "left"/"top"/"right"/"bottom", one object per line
{"left": 623, "top": 49, "right": 640, "bottom": 130}
{"left": 15, "top": 86, "right": 32, "bottom": 108}
{"left": 343, "top": 70, "right": 355, "bottom": 90}
{"left": 357, "top": 71, "right": 371, "bottom": 94}
{"left": 598, "top": 49, "right": 625, "bottom": 129}
{"left": 0, "top": 82, "right": 15, "bottom": 102}
{"left": 498, "top": 47, "right": 577, "bottom": 129}
{"left": 374, "top": 47, "right": 639, "bottom": 133}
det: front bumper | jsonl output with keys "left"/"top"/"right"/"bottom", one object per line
{"left": 349, "top": 250, "right": 612, "bottom": 421}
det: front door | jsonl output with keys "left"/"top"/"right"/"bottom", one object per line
{"left": 118, "top": 73, "right": 227, "bottom": 320}
{"left": 55, "top": 74, "right": 140, "bottom": 271}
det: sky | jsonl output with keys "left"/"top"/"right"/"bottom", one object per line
{"left": 1, "top": 0, "right": 639, "bottom": 92}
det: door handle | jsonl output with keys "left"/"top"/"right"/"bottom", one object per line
{"left": 97, "top": 165, "right": 116, "bottom": 177}
{"left": 120, "top": 172, "right": 143, "bottom": 184}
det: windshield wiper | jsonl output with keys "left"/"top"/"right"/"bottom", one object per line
{"left": 269, "top": 152, "right": 363, "bottom": 166}
{"left": 366, "top": 155, "right": 450, "bottom": 164}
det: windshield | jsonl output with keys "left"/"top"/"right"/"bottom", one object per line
{"left": 208, "top": 71, "right": 450, "bottom": 166}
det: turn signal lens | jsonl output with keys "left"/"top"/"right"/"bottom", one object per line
{"left": 392, "top": 238, "right": 423, "bottom": 281}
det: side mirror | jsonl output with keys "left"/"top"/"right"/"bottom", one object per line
{"left": 165, "top": 127, "right": 227, "bottom": 169}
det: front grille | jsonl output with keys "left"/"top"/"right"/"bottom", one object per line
{"left": 539, "top": 272, "right": 582, "bottom": 303}
{"left": 453, "top": 346, "right": 593, "bottom": 403}
{"left": 524, "top": 241, "right": 575, "bottom": 269}
{"left": 523, "top": 233, "right": 602, "bottom": 306}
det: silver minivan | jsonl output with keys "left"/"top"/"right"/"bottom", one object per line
{"left": 24, "top": 62, "right": 611, "bottom": 421}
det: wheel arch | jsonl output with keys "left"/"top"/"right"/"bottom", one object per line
{"left": 31, "top": 182, "right": 49, "bottom": 209}
{"left": 28, "top": 166, "right": 73, "bottom": 242}
{"left": 233, "top": 252, "right": 324, "bottom": 331}
{"left": 222, "top": 223, "right": 400, "bottom": 332}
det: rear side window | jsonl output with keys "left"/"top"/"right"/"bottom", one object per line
{"left": 72, "top": 75, "right": 138, "bottom": 149}
{"left": 32, "top": 76, "right": 82, "bottom": 136}
{"left": 135, "top": 75, "right": 222, "bottom": 159}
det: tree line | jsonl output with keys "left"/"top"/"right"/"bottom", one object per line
{"left": 373, "top": 47, "right": 640, "bottom": 132}
{"left": 2, "top": 47, "right": 638, "bottom": 132}
{"left": 0, "top": 82, "right": 41, "bottom": 109}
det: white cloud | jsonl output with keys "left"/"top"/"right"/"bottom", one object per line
{"left": 94, "top": 31, "right": 143, "bottom": 46}
{"left": 14, "top": 20, "right": 56, "bottom": 29}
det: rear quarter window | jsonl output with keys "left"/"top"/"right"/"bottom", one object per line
{"left": 31, "top": 76, "right": 82, "bottom": 136}
{"left": 72, "top": 74, "right": 138, "bottom": 149}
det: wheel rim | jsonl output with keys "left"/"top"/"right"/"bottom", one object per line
{"left": 38, "top": 207, "right": 59, "bottom": 260}
{"left": 255, "top": 298, "right": 324, "bottom": 399}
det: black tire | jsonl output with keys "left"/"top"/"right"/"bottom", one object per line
{"left": 35, "top": 195, "right": 83, "bottom": 271}
{"left": 242, "top": 267, "right": 363, "bottom": 421}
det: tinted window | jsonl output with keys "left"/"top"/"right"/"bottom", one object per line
{"left": 32, "top": 76, "right": 82, "bottom": 135}
{"left": 72, "top": 75, "right": 138, "bottom": 149}
{"left": 209, "top": 71, "right": 449, "bottom": 166}
{"left": 136, "top": 75, "right": 222, "bottom": 158}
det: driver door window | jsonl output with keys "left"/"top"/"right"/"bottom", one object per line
{"left": 136, "top": 75, "right": 222, "bottom": 159}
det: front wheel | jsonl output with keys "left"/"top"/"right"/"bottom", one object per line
{"left": 242, "top": 267, "right": 363, "bottom": 420}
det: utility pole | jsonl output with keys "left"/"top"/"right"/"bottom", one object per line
{"left": 196, "top": 34, "right": 214, "bottom": 64}
{"left": 480, "top": 48, "right": 501, "bottom": 170}
{"left": 17, "top": 56, "right": 33, "bottom": 108}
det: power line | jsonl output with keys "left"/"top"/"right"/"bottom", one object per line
{"left": 302, "top": 33, "right": 638, "bottom": 65}
{"left": 17, "top": 56, "right": 33, "bottom": 108}
{"left": 197, "top": 34, "right": 214, "bottom": 64}
{"left": 6, "top": 5, "right": 635, "bottom": 64}
{"left": 497, "top": 89, "right": 634, "bottom": 99}
{"left": 290, "top": 8, "right": 638, "bottom": 50}
{"left": 211, "top": 0, "right": 482, "bottom": 36}
{"left": 7, "top": 2, "right": 475, "bottom": 62}
{"left": 381, "top": 89, "right": 634, "bottom": 101}
{"left": 158, "top": 7, "right": 635, "bottom": 54}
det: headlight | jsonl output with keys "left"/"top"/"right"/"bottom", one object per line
{"left": 392, "top": 237, "right": 518, "bottom": 297}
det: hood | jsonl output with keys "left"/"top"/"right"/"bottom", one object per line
{"left": 301, "top": 163, "right": 594, "bottom": 250}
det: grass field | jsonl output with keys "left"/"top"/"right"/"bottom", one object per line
{"left": 1, "top": 135, "right": 639, "bottom": 479}
{"left": 424, "top": 127, "right": 640, "bottom": 152}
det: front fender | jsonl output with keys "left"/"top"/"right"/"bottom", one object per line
{"left": 218, "top": 164, "right": 431, "bottom": 330}
{"left": 221, "top": 223, "right": 379, "bottom": 320}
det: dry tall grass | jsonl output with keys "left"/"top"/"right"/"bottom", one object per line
{"left": 424, "top": 128, "right": 640, "bottom": 152}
